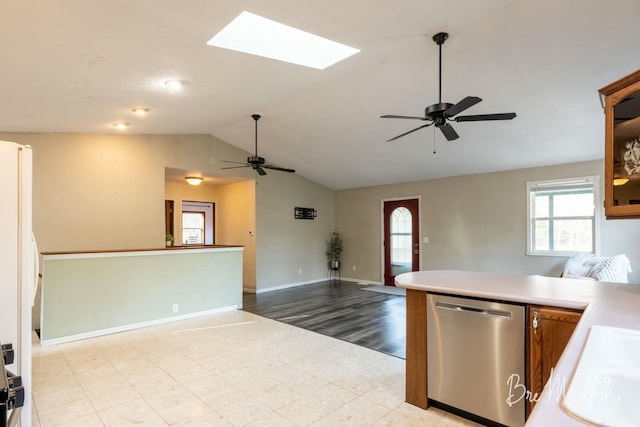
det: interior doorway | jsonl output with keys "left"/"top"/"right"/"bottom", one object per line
{"left": 165, "top": 200, "right": 174, "bottom": 237}
{"left": 383, "top": 198, "right": 420, "bottom": 286}
{"left": 181, "top": 201, "right": 215, "bottom": 245}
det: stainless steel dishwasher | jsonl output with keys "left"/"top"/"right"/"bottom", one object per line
{"left": 427, "top": 294, "right": 525, "bottom": 427}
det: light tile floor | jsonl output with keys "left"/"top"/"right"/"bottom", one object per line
{"left": 31, "top": 310, "right": 480, "bottom": 426}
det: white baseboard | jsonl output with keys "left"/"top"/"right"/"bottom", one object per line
{"left": 250, "top": 277, "right": 383, "bottom": 294}
{"left": 340, "top": 277, "right": 383, "bottom": 286}
{"left": 254, "top": 278, "right": 327, "bottom": 294}
{"left": 39, "top": 305, "right": 239, "bottom": 346}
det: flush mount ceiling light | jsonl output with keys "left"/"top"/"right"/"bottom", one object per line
{"left": 207, "top": 11, "right": 360, "bottom": 70}
{"left": 185, "top": 176, "right": 203, "bottom": 186}
{"left": 131, "top": 107, "right": 150, "bottom": 115}
{"left": 112, "top": 122, "right": 130, "bottom": 130}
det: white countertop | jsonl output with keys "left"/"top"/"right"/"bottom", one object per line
{"left": 395, "top": 270, "right": 640, "bottom": 426}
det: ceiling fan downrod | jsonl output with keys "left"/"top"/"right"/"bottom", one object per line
{"left": 252, "top": 114, "right": 261, "bottom": 157}
{"left": 432, "top": 32, "right": 449, "bottom": 104}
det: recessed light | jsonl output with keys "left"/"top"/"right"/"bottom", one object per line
{"left": 112, "top": 122, "right": 130, "bottom": 130}
{"left": 132, "top": 107, "right": 150, "bottom": 115}
{"left": 165, "top": 80, "right": 186, "bottom": 91}
{"left": 207, "top": 11, "right": 360, "bottom": 70}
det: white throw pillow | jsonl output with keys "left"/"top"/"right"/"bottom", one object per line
{"left": 586, "top": 254, "right": 632, "bottom": 283}
{"left": 562, "top": 252, "right": 594, "bottom": 277}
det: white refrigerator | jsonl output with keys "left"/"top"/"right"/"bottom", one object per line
{"left": 0, "top": 141, "right": 33, "bottom": 427}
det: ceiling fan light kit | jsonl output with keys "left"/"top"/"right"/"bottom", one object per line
{"left": 381, "top": 32, "right": 516, "bottom": 142}
{"left": 221, "top": 114, "right": 296, "bottom": 176}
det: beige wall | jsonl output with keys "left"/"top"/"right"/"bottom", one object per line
{"left": 2, "top": 133, "right": 233, "bottom": 252}
{"left": 255, "top": 169, "right": 336, "bottom": 292}
{"left": 26, "top": 133, "right": 167, "bottom": 252}
{"left": 1, "top": 132, "right": 336, "bottom": 295}
{"left": 217, "top": 180, "right": 257, "bottom": 291}
{"left": 336, "top": 160, "right": 640, "bottom": 284}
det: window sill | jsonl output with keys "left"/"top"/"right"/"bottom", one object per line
{"left": 526, "top": 250, "right": 595, "bottom": 258}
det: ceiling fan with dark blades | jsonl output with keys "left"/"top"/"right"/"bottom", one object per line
{"left": 222, "top": 114, "right": 295, "bottom": 176}
{"left": 381, "top": 32, "right": 516, "bottom": 142}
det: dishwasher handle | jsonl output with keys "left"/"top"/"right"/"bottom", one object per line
{"left": 435, "top": 301, "right": 512, "bottom": 319}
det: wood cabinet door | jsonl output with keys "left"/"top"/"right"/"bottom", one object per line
{"left": 526, "top": 306, "right": 582, "bottom": 417}
{"left": 600, "top": 69, "right": 640, "bottom": 219}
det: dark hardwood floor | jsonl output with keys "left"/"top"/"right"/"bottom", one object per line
{"left": 242, "top": 280, "right": 406, "bottom": 359}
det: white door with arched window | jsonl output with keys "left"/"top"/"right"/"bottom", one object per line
{"left": 383, "top": 198, "right": 420, "bottom": 285}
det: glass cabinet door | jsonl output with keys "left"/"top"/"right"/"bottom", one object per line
{"left": 600, "top": 70, "right": 640, "bottom": 219}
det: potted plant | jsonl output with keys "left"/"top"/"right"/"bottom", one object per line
{"left": 326, "top": 230, "right": 342, "bottom": 270}
{"left": 165, "top": 233, "right": 175, "bottom": 247}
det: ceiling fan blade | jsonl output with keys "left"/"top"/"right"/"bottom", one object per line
{"left": 444, "top": 96, "right": 482, "bottom": 117}
{"left": 222, "top": 160, "right": 248, "bottom": 165}
{"left": 381, "top": 114, "right": 428, "bottom": 120}
{"left": 264, "top": 165, "right": 296, "bottom": 173}
{"left": 386, "top": 123, "right": 433, "bottom": 142}
{"left": 439, "top": 123, "right": 459, "bottom": 141}
{"left": 255, "top": 166, "right": 267, "bottom": 176}
{"left": 454, "top": 112, "right": 517, "bottom": 122}
{"left": 221, "top": 165, "right": 250, "bottom": 170}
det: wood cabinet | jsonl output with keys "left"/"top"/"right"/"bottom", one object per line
{"left": 405, "top": 289, "right": 428, "bottom": 409}
{"left": 599, "top": 69, "right": 640, "bottom": 219}
{"left": 525, "top": 305, "right": 582, "bottom": 417}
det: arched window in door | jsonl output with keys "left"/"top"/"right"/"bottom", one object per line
{"left": 391, "top": 207, "right": 412, "bottom": 276}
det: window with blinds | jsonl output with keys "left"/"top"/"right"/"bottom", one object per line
{"left": 526, "top": 176, "right": 599, "bottom": 255}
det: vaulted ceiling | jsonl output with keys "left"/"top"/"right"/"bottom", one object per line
{"left": 3, "top": 0, "right": 640, "bottom": 189}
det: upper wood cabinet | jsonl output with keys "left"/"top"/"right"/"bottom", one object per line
{"left": 599, "top": 69, "right": 640, "bottom": 219}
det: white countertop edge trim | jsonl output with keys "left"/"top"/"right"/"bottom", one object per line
{"left": 42, "top": 246, "right": 244, "bottom": 260}
{"left": 400, "top": 284, "right": 589, "bottom": 310}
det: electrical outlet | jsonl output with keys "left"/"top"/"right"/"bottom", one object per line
{"left": 172, "top": 303, "right": 178, "bottom": 313}
{"left": 298, "top": 268, "right": 302, "bottom": 275}
{"left": 352, "top": 265, "right": 356, "bottom": 272}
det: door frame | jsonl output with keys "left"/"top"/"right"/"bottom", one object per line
{"left": 380, "top": 196, "right": 422, "bottom": 284}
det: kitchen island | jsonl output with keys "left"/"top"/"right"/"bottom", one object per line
{"left": 396, "top": 270, "right": 640, "bottom": 426}
{"left": 40, "top": 245, "right": 243, "bottom": 345}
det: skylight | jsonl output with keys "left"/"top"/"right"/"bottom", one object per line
{"left": 206, "top": 11, "right": 360, "bottom": 70}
